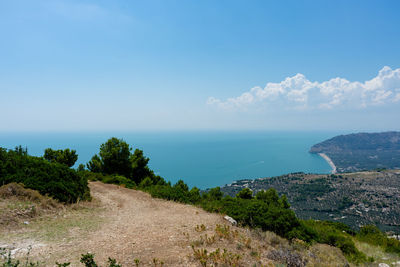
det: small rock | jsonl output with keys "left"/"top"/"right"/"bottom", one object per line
{"left": 379, "top": 263, "right": 390, "bottom": 267}
{"left": 23, "top": 221, "right": 29, "bottom": 225}
{"left": 224, "top": 215, "right": 237, "bottom": 226}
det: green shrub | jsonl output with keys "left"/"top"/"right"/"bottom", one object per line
{"left": 203, "top": 187, "right": 223, "bottom": 201}
{"left": 198, "top": 188, "right": 305, "bottom": 240}
{"left": 236, "top": 188, "right": 253, "bottom": 199}
{"left": 44, "top": 148, "right": 78, "bottom": 167}
{"left": 87, "top": 138, "right": 155, "bottom": 184}
{"left": 386, "top": 238, "right": 400, "bottom": 254}
{"left": 189, "top": 187, "right": 201, "bottom": 203}
{"left": 102, "top": 175, "right": 136, "bottom": 189}
{"left": 255, "top": 188, "right": 279, "bottom": 202}
{"left": 357, "top": 225, "right": 400, "bottom": 254}
{"left": 80, "top": 253, "right": 98, "bottom": 267}
{"left": 0, "top": 147, "right": 90, "bottom": 203}
{"left": 303, "top": 220, "right": 367, "bottom": 263}
{"left": 139, "top": 176, "right": 153, "bottom": 188}
{"left": 81, "top": 171, "right": 107, "bottom": 182}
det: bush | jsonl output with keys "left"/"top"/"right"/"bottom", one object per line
{"left": 79, "top": 171, "right": 136, "bottom": 189}
{"left": 357, "top": 225, "right": 400, "bottom": 254}
{"left": 102, "top": 175, "right": 136, "bottom": 189}
{"left": 87, "top": 138, "right": 155, "bottom": 184}
{"left": 204, "top": 187, "right": 223, "bottom": 201}
{"left": 79, "top": 253, "right": 122, "bottom": 267}
{"left": 209, "top": 197, "right": 301, "bottom": 239}
{"left": 44, "top": 148, "right": 78, "bottom": 167}
{"left": 139, "top": 176, "right": 153, "bottom": 188}
{"left": 236, "top": 188, "right": 253, "bottom": 199}
{"left": 302, "top": 220, "right": 367, "bottom": 263}
{"left": 189, "top": 187, "right": 201, "bottom": 203}
{"left": 0, "top": 250, "right": 122, "bottom": 267}
{"left": 0, "top": 147, "right": 90, "bottom": 203}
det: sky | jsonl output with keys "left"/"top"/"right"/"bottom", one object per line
{"left": 1, "top": 0, "right": 400, "bottom": 132}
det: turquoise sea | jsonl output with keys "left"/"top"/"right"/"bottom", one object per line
{"left": 0, "top": 131, "right": 339, "bottom": 189}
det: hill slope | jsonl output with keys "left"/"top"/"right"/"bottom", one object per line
{"left": 221, "top": 170, "right": 400, "bottom": 233}
{"left": 310, "top": 131, "right": 400, "bottom": 172}
{"left": 1, "top": 182, "right": 352, "bottom": 266}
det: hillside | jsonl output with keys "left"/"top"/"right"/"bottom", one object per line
{"left": 0, "top": 182, "right": 352, "bottom": 266}
{"left": 310, "top": 131, "right": 400, "bottom": 172}
{"left": 2, "top": 138, "right": 400, "bottom": 266}
{"left": 221, "top": 170, "right": 400, "bottom": 233}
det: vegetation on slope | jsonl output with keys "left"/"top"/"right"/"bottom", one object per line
{"left": 0, "top": 147, "right": 90, "bottom": 203}
{"left": 310, "top": 131, "right": 400, "bottom": 172}
{"left": 81, "top": 137, "right": 400, "bottom": 263}
{"left": 221, "top": 171, "right": 400, "bottom": 233}
{"left": 0, "top": 182, "right": 60, "bottom": 226}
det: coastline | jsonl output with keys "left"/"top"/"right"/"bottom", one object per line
{"left": 318, "top": 153, "right": 337, "bottom": 174}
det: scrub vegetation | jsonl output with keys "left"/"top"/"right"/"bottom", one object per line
{"left": 0, "top": 147, "right": 89, "bottom": 203}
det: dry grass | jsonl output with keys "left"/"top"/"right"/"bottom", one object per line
{"left": 187, "top": 222, "right": 352, "bottom": 267}
{"left": 0, "top": 183, "right": 104, "bottom": 265}
{"left": 0, "top": 182, "right": 59, "bottom": 207}
{"left": 354, "top": 239, "right": 400, "bottom": 266}
{"left": 306, "top": 243, "right": 349, "bottom": 267}
{"left": 0, "top": 183, "right": 60, "bottom": 226}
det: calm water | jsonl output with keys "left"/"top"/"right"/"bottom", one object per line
{"left": 0, "top": 131, "right": 337, "bottom": 189}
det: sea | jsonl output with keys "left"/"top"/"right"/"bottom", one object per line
{"left": 0, "top": 131, "right": 340, "bottom": 189}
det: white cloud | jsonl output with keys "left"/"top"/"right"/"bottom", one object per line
{"left": 207, "top": 66, "right": 400, "bottom": 111}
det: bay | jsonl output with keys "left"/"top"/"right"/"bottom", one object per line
{"left": 0, "top": 131, "right": 338, "bottom": 189}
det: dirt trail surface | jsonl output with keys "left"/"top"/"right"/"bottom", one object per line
{"left": 1, "top": 182, "right": 225, "bottom": 266}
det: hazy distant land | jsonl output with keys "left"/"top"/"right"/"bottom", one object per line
{"left": 310, "top": 131, "right": 400, "bottom": 173}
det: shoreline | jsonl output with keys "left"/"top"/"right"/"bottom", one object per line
{"left": 318, "top": 153, "right": 337, "bottom": 174}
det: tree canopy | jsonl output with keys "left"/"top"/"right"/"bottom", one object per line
{"left": 87, "top": 137, "right": 156, "bottom": 184}
{"left": 44, "top": 148, "right": 78, "bottom": 167}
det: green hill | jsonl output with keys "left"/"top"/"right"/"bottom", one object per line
{"left": 310, "top": 131, "right": 400, "bottom": 172}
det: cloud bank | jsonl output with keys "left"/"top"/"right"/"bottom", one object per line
{"left": 207, "top": 66, "right": 400, "bottom": 111}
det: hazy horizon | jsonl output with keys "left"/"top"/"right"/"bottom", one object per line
{"left": 1, "top": 1, "right": 399, "bottom": 132}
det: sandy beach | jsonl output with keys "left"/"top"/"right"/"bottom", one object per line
{"left": 319, "top": 153, "right": 337, "bottom": 174}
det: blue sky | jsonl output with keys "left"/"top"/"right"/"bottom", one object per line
{"left": 1, "top": 0, "right": 399, "bottom": 132}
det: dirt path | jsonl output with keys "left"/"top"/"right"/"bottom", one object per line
{"left": 79, "top": 182, "right": 225, "bottom": 266}
{"left": 4, "top": 182, "right": 225, "bottom": 266}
